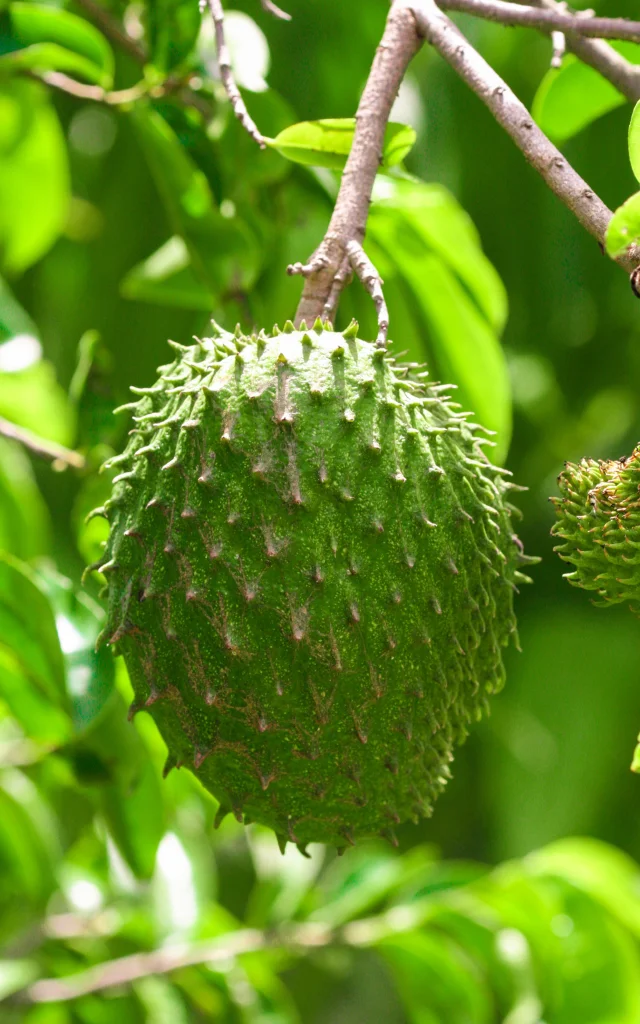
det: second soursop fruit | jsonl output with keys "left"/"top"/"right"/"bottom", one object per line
{"left": 96, "top": 320, "right": 530, "bottom": 850}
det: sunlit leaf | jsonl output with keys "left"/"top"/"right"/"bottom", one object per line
{"left": 0, "top": 960, "right": 38, "bottom": 1001}
{"left": 268, "top": 119, "right": 417, "bottom": 170}
{"left": 605, "top": 190, "right": 640, "bottom": 258}
{"left": 9, "top": 2, "right": 114, "bottom": 87}
{"left": 0, "top": 553, "right": 68, "bottom": 711}
{"left": 533, "top": 55, "right": 626, "bottom": 143}
{"left": 0, "top": 435, "right": 50, "bottom": 559}
{"left": 629, "top": 100, "right": 640, "bottom": 184}
{"left": 0, "top": 81, "right": 69, "bottom": 274}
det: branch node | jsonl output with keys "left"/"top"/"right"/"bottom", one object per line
{"left": 347, "top": 241, "right": 389, "bottom": 347}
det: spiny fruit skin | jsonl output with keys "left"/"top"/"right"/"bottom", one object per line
{"left": 95, "top": 321, "right": 530, "bottom": 852}
{"left": 552, "top": 446, "right": 640, "bottom": 610}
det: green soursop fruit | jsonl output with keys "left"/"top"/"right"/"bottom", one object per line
{"left": 552, "top": 447, "right": 640, "bottom": 610}
{"left": 93, "top": 320, "right": 530, "bottom": 851}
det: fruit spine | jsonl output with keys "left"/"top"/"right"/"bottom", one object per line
{"left": 93, "top": 320, "right": 530, "bottom": 852}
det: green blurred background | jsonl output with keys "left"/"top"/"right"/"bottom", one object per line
{"left": 3, "top": 0, "right": 640, "bottom": 1019}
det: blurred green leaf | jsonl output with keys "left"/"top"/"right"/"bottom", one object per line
{"left": 629, "top": 100, "right": 640, "bottom": 184}
{"left": 0, "top": 80, "right": 69, "bottom": 274}
{"left": 605, "top": 189, "right": 640, "bottom": 258}
{"left": 526, "top": 837, "right": 640, "bottom": 939}
{"left": 0, "top": 435, "right": 50, "bottom": 559}
{"left": 369, "top": 208, "right": 511, "bottom": 460}
{"left": 0, "top": 553, "right": 68, "bottom": 711}
{"left": 533, "top": 55, "right": 626, "bottom": 143}
{"left": 0, "top": 359, "right": 75, "bottom": 446}
{"left": 371, "top": 178, "right": 508, "bottom": 334}
{"left": 9, "top": 2, "right": 114, "bottom": 87}
{"left": 0, "top": 773, "right": 57, "bottom": 910}
{"left": 121, "top": 236, "right": 217, "bottom": 310}
{"left": 130, "top": 104, "right": 260, "bottom": 297}
{"left": 379, "top": 930, "right": 492, "bottom": 1024}
{"left": 0, "top": 42, "right": 110, "bottom": 85}
{"left": 148, "top": 0, "right": 201, "bottom": 73}
{"left": 0, "top": 274, "right": 37, "bottom": 342}
{"left": 268, "top": 119, "right": 417, "bottom": 170}
{"left": 102, "top": 756, "right": 166, "bottom": 880}
{"left": 0, "top": 959, "right": 38, "bottom": 1001}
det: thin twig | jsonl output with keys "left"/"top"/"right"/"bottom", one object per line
{"left": 412, "top": 0, "right": 640, "bottom": 271}
{"left": 74, "top": 0, "right": 146, "bottom": 64}
{"left": 41, "top": 72, "right": 148, "bottom": 105}
{"left": 515, "top": 0, "right": 640, "bottom": 103}
{"left": 295, "top": 1, "right": 422, "bottom": 326}
{"left": 22, "top": 904, "right": 431, "bottom": 1003}
{"left": 347, "top": 242, "right": 389, "bottom": 346}
{"left": 261, "top": 0, "right": 292, "bottom": 20}
{"left": 439, "top": 0, "right": 640, "bottom": 42}
{"left": 201, "top": 0, "right": 266, "bottom": 147}
{"left": 0, "top": 418, "right": 85, "bottom": 470}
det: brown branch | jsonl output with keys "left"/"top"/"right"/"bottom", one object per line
{"left": 411, "top": 0, "right": 640, "bottom": 271}
{"left": 439, "top": 0, "right": 640, "bottom": 43}
{"left": 347, "top": 242, "right": 389, "bottom": 345}
{"left": 41, "top": 71, "right": 148, "bottom": 105}
{"left": 261, "top": 0, "right": 291, "bottom": 20}
{"left": 515, "top": 0, "right": 640, "bottom": 103}
{"left": 0, "top": 418, "right": 85, "bottom": 470}
{"left": 202, "top": 0, "right": 266, "bottom": 147}
{"left": 74, "top": 0, "right": 146, "bottom": 64}
{"left": 23, "top": 904, "right": 430, "bottom": 1003}
{"left": 294, "top": 0, "right": 422, "bottom": 327}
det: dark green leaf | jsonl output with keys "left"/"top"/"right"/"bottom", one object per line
{"left": 148, "top": 0, "right": 201, "bottom": 73}
{"left": 9, "top": 2, "right": 114, "bottom": 87}
{"left": 121, "top": 236, "right": 217, "bottom": 310}
{"left": 130, "top": 105, "right": 260, "bottom": 297}
{"left": 268, "top": 119, "right": 417, "bottom": 170}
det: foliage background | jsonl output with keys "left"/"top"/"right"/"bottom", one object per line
{"left": 3, "top": 0, "right": 640, "bottom": 1019}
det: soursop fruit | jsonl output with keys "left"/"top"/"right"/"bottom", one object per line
{"left": 552, "top": 447, "right": 640, "bottom": 610}
{"left": 94, "top": 320, "right": 530, "bottom": 851}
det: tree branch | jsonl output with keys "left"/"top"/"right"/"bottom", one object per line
{"left": 438, "top": 0, "right": 640, "bottom": 43}
{"left": 515, "top": 0, "right": 640, "bottom": 103}
{"left": 261, "top": 0, "right": 291, "bottom": 20}
{"left": 293, "top": 0, "right": 422, "bottom": 327}
{"left": 201, "top": 0, "right": 267, "bottom": 147}
{"left": 0, "top": 418, "right": 85, "bottom": 470}
{"left": 412, "top": 0, "right": 639, "bottom": 270}
{"left": 23, "top": 904, "right": 429, "bottom": 1003}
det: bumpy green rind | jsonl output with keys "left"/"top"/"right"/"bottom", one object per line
{"left": 552, "top": 446, "right": 640, "bottom": 610}
{"left": 95, "top": 321, "right": 529, "bottom": 851}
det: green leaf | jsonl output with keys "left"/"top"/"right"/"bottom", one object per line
{"left": 378, "top": 931, "right": 493, "bottom": 1024}
{"left": 0, "top": 80, "right": 69, "bottom": 274}
{"left": 0, "top": 775, "right": 57, "bottom": 911}
{"left": 0, "top": 959, "right": 38, "bottom": 1001}
{"left": 268, "top": 119, "right": 417, "bottom": 170}
{"left": 0, "top": 435, "right": 50, "bottom": 560}
{"left": 101, "top": 757, "right": 166, "bottom": 880}
{"left": 9, "top": 2, "right": 114, "bottom": 87}
{"left": 0, "top": 41, "right": 109, "bottom": 85}
{"left": 369, "top": 208, "right": 511, "bottom": 461}
{"left": 526, "top": 837, "right": 640, "bottom": 940}
{"left": 372, "top": 179, "right": 508, "bottom": 334}
{"left": 148, "top": 0, "right": 202, "bottom": 73}
{"left": 0, "top": 553, "right": 68, "bottom": 712}
{"left": 605, "top": 190, "right": 640, "bottom": 258}
{"left": 130, "top": 105, "right": 260, "bottom": 297}
{"left": 533, "top": 55, "right": 626, "bottom": 143}
{"left": 0, "top": 360, "right": 75, "bottom": 446}
{"left": 629, "top": 100, "right": 640, "bottom": 184}
{"left": 121, "top": 236, "right": 217, "bottom": 310}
